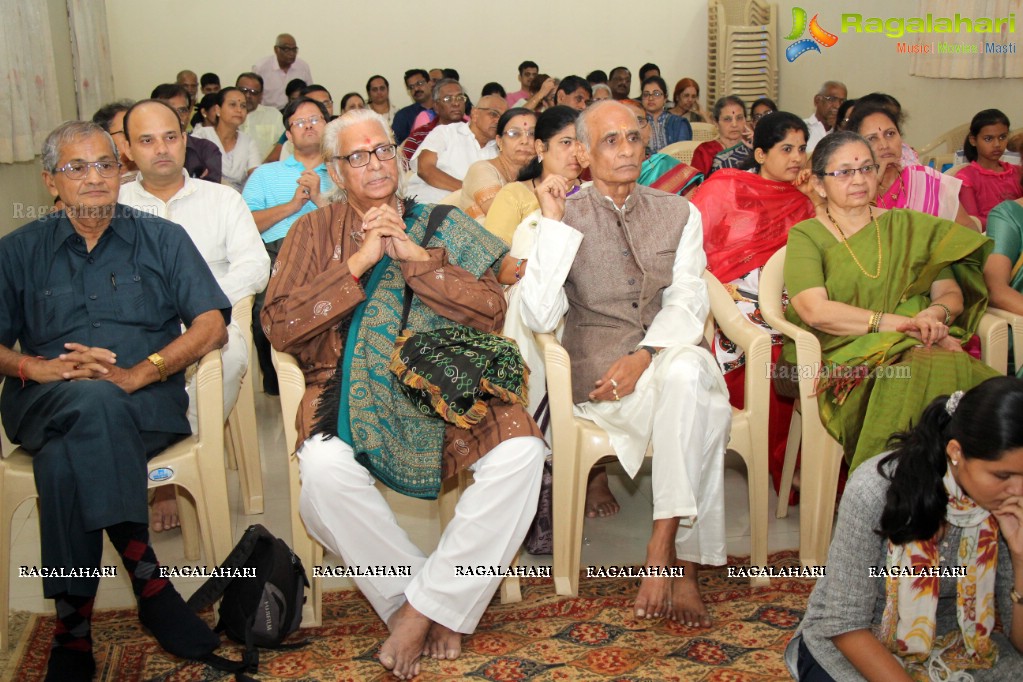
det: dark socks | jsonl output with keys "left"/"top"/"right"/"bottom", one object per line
{"left": 46, "top": 594, "right": 95, "bottom": 682}
{"left": 106, "top": 522, "right": 220, "bottom": 659}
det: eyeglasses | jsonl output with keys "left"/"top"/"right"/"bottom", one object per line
{"left": 333, "top": 143, "right": 398, "bottom": 168}
{"left": 238, "top": 87, "right": 262, "bottom": 96}
{"left": 172, "top": 106, "right": 191, "bottom": 116}
{"left": 818, "top": 95, "right": 846, "bottom": 105}
{"left": 751, "top": 111, "right": 773, "bottom": 122}
{"left": 503, "top": 128, "right": 535, "bottom": 140}
{"left": 635, "top": 117, "right": 649, "bottom": 129}
{"left": 641, "top": 90, "right": 665, "bottom": 99}
{"left": 475, "top": 107, "right": 502, "bottom": 119}
{"left": 290, "top": 115, "right": 324, "bottom": 129}
{"left": 406, "top": 80, "right": 428, "bottom": 90}
{"left": 438, "top": 94, "right": 467, "bottom": 104}
{"left": 818, "top": 164, "right": 879, "bottom": 180}
{"left": 53, "top": 160, "right": 122, "bottom": 179}
{"left": 275, "top": 45, "right": 299, "bottom": 53}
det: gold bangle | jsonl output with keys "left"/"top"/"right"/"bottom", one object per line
{"left": 147, "top": 353, "right": 168, "bottom": 382}
{"left": 1012, "top": 587, "right": 1023, "bottom": 605}
{"left": 868, "top": 310, "right": 882, "bottom": 334}
{"left": 930, "top": 302, "right": 952, "bottom": 326}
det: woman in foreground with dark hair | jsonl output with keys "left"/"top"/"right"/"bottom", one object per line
{"left": 793, "top": 376, "right": 1023, "bottom": 681}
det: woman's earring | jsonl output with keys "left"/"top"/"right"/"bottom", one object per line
{"left": 538, "top": 154, "right": 543, "bottom": 163}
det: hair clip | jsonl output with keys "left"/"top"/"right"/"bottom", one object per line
{"left": 945, "top": 390, "right": 964, "bottom": 416}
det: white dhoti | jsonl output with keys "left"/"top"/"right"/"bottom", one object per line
{"left": 297, "top": 433, "right": 545, "bottom": 633}
{"left": 575, "top": 344, "right": 731, "bottom": 566}
{"left": 186, "top": 320, "right": 247, "bottom": 433}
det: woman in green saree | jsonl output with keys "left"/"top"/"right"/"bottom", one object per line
{"left": 783, "top": 131, "right": 998, "bottom": 472}
{"left": 984, "top": 197, "right": 1023, "bottom": 375}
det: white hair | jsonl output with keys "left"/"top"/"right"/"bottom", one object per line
{"left": 321, "top": 108, "right": 408, "bottom": 202}
{"left": 575, "top": 99, "right": 636, "bottom": 150}
{"left": 41, "top": 121, "right": 117, "bottom": 173}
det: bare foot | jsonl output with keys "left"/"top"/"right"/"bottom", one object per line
{"left": 380, "top": 602, "right": 431, "bottom": 679}
{"left": 634, "top": 539, "right": 674, "bottom": 619}
{"left": 670, "top": 560, "right": 711, "bottom": 627}
{"left": 585, "top": 468, "right": 620, "bottom": 518}
{"left": 422, "top": 621, "right": 462, "bottom": 660}
{"left": 150, "top": 486, "right": 179, "bottom": 532}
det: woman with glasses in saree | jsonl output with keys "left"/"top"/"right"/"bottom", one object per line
{"left": 459, "top": 108, "right": 537, "bottom": 220}
{"left": 639, "top": 76, "right": 691, "bottom": 154}
{"left": 782, "top": 131, "right": 997, "bottom": 474}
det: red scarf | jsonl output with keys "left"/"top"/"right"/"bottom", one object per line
{"left": 690, "top": 169, "right": 815, "bottom": 283}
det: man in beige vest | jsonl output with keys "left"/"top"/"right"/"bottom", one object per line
{"left": 520, "top": 99, "right": 730, "bottom": 627}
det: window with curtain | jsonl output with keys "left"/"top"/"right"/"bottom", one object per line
{"left": 911, "top": 0, "right": 1022, "bottom": 79}
{"left": 67, "top": 0, "right": 115, "bottom": 118}
{"left": 0, "top": 0, "right": 62, "bottom": 163}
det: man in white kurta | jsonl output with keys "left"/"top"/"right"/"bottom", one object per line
{"left": 120, "top": 99, "right": 270, "bottom": 432}
{"left": 519, "top": 100, "right": 730, "bottom": 627}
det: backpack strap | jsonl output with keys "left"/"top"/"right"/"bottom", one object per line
{"left": 400, "top": 205, "right": 455, "bottom": 330}
{"left": 186, "top": 524, "right": 272, "bottom": 612}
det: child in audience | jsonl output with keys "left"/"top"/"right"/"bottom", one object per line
{"left": 958, "top": 109, "right": 1022, "bottom": 229}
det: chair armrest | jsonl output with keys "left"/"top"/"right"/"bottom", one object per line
{"left": 986, "top": 307, "right": 1023, "bottom": 364}
{"left": 194, "top": 349, "right": 224, "bottom": 439}
{"left": 271, "top": 348, "right": 307, "bottom": 454}
{"left": 977, "top": 312, "right": 1009, "bottom": 375}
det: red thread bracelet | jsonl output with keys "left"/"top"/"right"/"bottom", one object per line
{"left": 18, "top": 355, "right": 42, "bottom": 387}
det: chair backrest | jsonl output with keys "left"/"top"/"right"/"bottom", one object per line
{"left": 690, "top": 122, "right": 718, "bottom": 142}
{"left": 271, "top": 347, "right": 307, "bottom": 455}
{"left": 917, "top": 122, "right": 969, "bottom": 158}
{"left": 660, "top": 140, "right": 703, "bottom": 166}
{"left": 944, "top": 162, "right": 969, "bottom": 177}
{"left": 437, "top": 190, "right": 462, "bottom": 207}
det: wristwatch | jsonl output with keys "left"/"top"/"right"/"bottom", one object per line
{"left": 635, "top": 345, "right": 659, "bottom": 358}
{"left": 147, "top": 353, "right": 169, "bottom": 382}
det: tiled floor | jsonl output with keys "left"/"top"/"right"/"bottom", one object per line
{"left": 5, "top": 390, "right": 801, "bottom": 614}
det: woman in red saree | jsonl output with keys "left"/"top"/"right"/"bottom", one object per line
{"left": 691, "top": 111, "right": 816, "bottom": 495}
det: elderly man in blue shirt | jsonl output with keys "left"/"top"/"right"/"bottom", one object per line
{"left": 0, "top": 120, "right": 230, "bottom": 680}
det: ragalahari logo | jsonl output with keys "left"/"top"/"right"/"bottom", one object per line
{"left": 785, "top": 7, "right": 839, "bottom": 61}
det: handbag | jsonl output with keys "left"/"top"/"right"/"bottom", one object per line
{"left": 389, "top": 206, "right": 529, "bottom": 429}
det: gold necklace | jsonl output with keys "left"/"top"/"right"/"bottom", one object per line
{"left": 825, "top": 205, "right": 883, "bottom": 279}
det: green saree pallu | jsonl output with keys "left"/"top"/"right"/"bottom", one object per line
{"left": 782, "top": 209, "right": 997, "bottom": 472}
{"left": 334, "top": 203, "right": 508, "bottom": 499}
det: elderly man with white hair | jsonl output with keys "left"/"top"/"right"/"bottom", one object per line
{"left": 519, "top": 99, "right": 731, "bottom": 628}
{"left": 262, "top": 108, "right": 544, "bottom": 680}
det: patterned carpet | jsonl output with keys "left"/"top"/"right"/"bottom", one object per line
{"left": 2, "top": 551, "right": 811, "bottom": 681}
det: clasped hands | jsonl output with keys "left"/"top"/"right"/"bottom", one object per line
{"left": 347, "top": 203, "right": 430, "bottom": 278}
{"left": 589, "top": 350, "right": 652, "bottom": 402}
{"left": 895, "top": 308, "right": 961, "bottom": 352}
{"left": 31, "top": 342, "right": 139, "bottom": 392}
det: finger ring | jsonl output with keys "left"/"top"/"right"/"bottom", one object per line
{"left": 613, "top": 389, "right": 620, "bottom": 401}
{"left": 609, "top": 379, "right": 618, "bottom": 389}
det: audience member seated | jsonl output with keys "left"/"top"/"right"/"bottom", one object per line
{"left": 984, "top": 192, "right": 1023, "bottom": 368}
{"left": 175, "top": 69, "right": 198, "bottom": 106}
{"left": 804, "top": 80, "right": 847, "bottom": 151}
{"left": 460, "top": 108, "right": 537, "bottom": 219}
{"left": 608, "top": 66, "right": 631, "bottom": 100}
{"left": 485, "top": 105, "right": 581, "bottom": 245}
{"left": 407, "top": 94, "right": 507, "bottom": 204}
{"left": 794, "top": 377, "right": 1023, "bottom": 681}
{"left": 520, "top": 74, "right": 557, "bottom": 113}
{"left": 847, "top": 103, "right": 974, "bottom": 228}
{"left": 243, "top": 97, "right": 333, "bottom": 396}
{"left": 691, "top": 96, "right": 748, "bottom": 177}
{"left": 554, "top": 76, "right": 592, "bottom": 112}
{"left": 690, "top": 112, "right": 815, "bottom": 496}
{"left": 200, "top": 72, "right": 220, "bottom": 95}
{"left": 400, "top": 79, "right": 467, "bottom": 162}
{"left": 855, "top": 92, "right": 920, "bottom": 167}
{"left": 959, "top": 108, "right": 1023, "bottom": 229}
{"left": 191, "top": 93, "right": 218, "bottom": 131}
{"left": 366, "top": 75, "right": 395, "bottom": 127}
{"left": 592, "top": 83, "right": 612, "bottom": 101}
{"left": 119, "top": 99, "right": 269, "bottom": 531}
{"left": 506, "top": 60, "right": 538, "bottom": 106}
{"left": 191, "top": 87, "right": 262, "bottom": 192}
{"left": 520, "top": 100, "right": 731, "bottom": 627}
{"left": 621, "top": 99, "right": 702, "bottom": 196}
{"left": 340, "top": 92, "right": 366, "bottom": 112}
{"left": 586, "top": 69, "right": 608, "bottom": 86}
{"left": 637, "top": 62, "right": 660, "bottom": 83}
{"left": 285, "top": 78, "right": 308, "bottom": 103}
{"left": 252, "top": 33, "right": 312, "bottom": 110}
{"left": 669, "top": 78, "right": 707, "bottom": 122}
{"left": 640, "top": 76, "right": 692, "bottom": 154}
{"left": 92, "top": 100, "right": 138, "bottom": 183}
{"left": 151, "top": 83, "right": 223, "bottom": 184}
{"left": 236, "top": 72, "right": 286, "bottom": 159}
{"left": 481, "top": 82, "right": 506, "bottom": 99}
{"left": 782, "top": 131, "right": 997, "bottom": 473}
{"left": 749, "top": 97, "right": 777, "bottom": 130}
{"left": 267, "top": 84, "right": 336, "bottom": 164}
{"left": 834, "top": 97, "right": 856, "bottom": 131}
{"left": 0, "top": 120, "right": 230, "bottom": 680}
{"left": 261, "top": 109, "right": 544, "bottom": 680}
{"left": 392, "top": 69, "right": 434, "bottom": 144}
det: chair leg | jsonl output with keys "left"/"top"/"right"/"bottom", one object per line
{"left": 776, "top": 409, "right": 801, "bottom": 518}
{"left": 227, "top": 376, "right": 265, "bottom": 515}
{"left": 289, "top": 452, "right": 322, "bottom": 628}
{"left": 799, "top": 435, "right": 843, "bottom": 567}
{"left": 553, "top": 441, "right": 589, "bottom": 596}
{"left": 740, "top": 444, "right": 770, "bottom": 588}
{"left": 500, "top": 552, "right": 522, "bottom": 604}
{"left": 173, "top": 485, "right": 201, "bottom": 562}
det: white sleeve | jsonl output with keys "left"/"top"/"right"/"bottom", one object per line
{"left": 518, "top": 216, "right": 583, "bottom": 333}
{"left": 243, "top": 135, "right": 262, "bottom": 172}
{"left": 640, "top": 205, "right": 709, "bottom": 348}
{"left": 218, "top": 191, "right": 271, "bottom": 304}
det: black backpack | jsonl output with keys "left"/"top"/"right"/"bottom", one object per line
{"left": 187, "top": 524, "right": 310, "bottom": 677}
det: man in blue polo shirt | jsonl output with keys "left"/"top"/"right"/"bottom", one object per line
{"left": 242, "top": 96, "right": 332, "bottom": 394}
